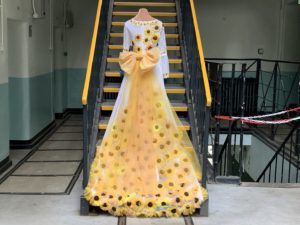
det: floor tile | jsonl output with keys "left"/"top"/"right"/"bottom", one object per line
{"left": 68, "top": 114, "right": 83, "bottom": 121}
{"left": 63, "top": 121, "right": 83, "bottom": 126}
{"left": 48, "top": 133, "right": 83, "bottom": 141}
{"left": 127, "top": 218, "right": 184, "bottom": 225}
{"left": 39, "top": 141, "right": 83, "bottom": 150}
{"left": 0, "top": 176, "right": 73, "bottom": 193}
{"left": 12, "top": 162, "right": 80, "bottom": 175}
{"left": 56, "top": 126, "right": 83, "bottom": 133}
{"left": 27, "top": 150, "right": 82, "bottom": 162}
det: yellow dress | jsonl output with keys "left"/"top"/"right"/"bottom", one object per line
{"left": 84, "top": 18, "right": 207, "bottom": 217}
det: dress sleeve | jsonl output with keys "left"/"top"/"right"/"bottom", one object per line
{"left": 159, "top": 26, "right": 170, "bottom": 79}
{"left": 123, "top": 23, "right": 131, "bottom": 52}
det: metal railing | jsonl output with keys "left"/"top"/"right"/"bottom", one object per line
{"left": 256, "top": 123, "right": 300, "bottom": 183}
{"left": 207, "top": 58, "right": 300, "bottom": 138}
{"left": 178, "top": 0, "right": 212, "bottom": 188}
{"left": 81, "top": 0, "right": 111, "bottom": 188}
{"left": 208, "top": 58, "right": 300, "bottom": 183}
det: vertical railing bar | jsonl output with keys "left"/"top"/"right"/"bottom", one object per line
{"left": 288, "top": 135, "right": 293, "bottom": 183}
{"left": 274, "top": 155, "right": 278, "bottom": 182}
{"left": 268, "top": 164, "right": 271, "bottom": 182}
{"left": 296, "top": 154, "right": 299, "bottom": 183}
{"left": 239, "top": 64, "right": 246, "bottom": 177}
{"left": 281, "top": 143, "right": 285, "bottom": 183}
{"left": 271, "top": 63, "right": 278, "bottom": 139}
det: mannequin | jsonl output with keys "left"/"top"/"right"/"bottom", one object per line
{"left": 133, "top": 8, "right": 155, "bottom": 21}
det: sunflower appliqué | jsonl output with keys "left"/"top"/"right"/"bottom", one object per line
{"left": 143, "top": 37, "right": 150, "bottom": 45}
{"left": 134, "top": 34, "right": 142, "bottom": 42}
{"left": 146, "top": 44, "right": 153, "bottom": 51}
{"left": 153, "top": 23, "right": 162, "bottom": 33}
{"left": 144, "top": 28, "right": 153, "bottom": 37}
{"left": 152, "top": 34, "right": 160, "bottom": 44}
{"left": 133, "top": 45, "right": 142, "bottom": 53}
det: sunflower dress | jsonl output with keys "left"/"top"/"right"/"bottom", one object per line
{"left": 84, "top": 18, "right": 208, "bottom": 217}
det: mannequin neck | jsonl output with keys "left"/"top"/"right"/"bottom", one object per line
{"left": 134, "top": 8, "right": 155, "bottom": 21}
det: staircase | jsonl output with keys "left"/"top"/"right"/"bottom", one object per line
{"left": 81, "top": 0, "right": 212, "bottom": 219}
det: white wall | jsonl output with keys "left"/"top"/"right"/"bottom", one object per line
{"left": 67, "top": 0, "right": 97, "bottom": 68}
{"left": 197, "top": 0, "right": 300, "bottom": 61}
{"left": 6, "top": 0, "right": 53, "bottom": 78}
{"left": 0, "top": 0, "right": 8, "bottom": 84}
{"left": 7, "top": 20, "right": 29, "bottom": 77}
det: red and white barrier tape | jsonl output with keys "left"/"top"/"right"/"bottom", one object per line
{"left": 215, "top": 106, "right": 300, "bottom": 125}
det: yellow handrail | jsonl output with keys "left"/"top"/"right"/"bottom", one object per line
{"left": 82, "top": 0, "right": 103, "bottom": 105}
{"left": 189, "top": 0, "right": 212, "bottom": 107}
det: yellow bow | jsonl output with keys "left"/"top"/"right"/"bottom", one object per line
{"left": 119, "top": 47, "right": 160, "bottom": 75}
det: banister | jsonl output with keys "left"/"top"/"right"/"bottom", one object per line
{"left": 82, "top": 0, "right": 103, "bottom": 105}
{"left": 189, "top": 0, "right": 212, "bottom": 107}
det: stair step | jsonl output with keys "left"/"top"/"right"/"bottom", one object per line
{"left": 112, "top": 22, "right": 178, "bottom": 27}
{"left": 105, "top": 71, "right": 184, "bottom": 78}
{"left": 101, "top": 100, "right": 188, "bottom": 112}
{"left": 112, "top": 12, "right": 177, "bottom": 17}
{"left": 103, "top": 83, "right": 186, "bottom": 94}
{"left": 114, "top": 2, "right": 176, "bottom": 7}
{"left": 107, "top": 57, "right": 182, "bottom": 64}
{"left": 96, "top": 137, "right": 193, "bottom": 151}
{"left": 109, "top": 45, "right": 180, "bottom": 51}
{"left": 99, "top": 117, "right": 190, "bottom": 131}
{"left": 110, "top": 33, "right": 179, "bottom": 39}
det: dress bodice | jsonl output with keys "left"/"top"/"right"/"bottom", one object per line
{"left": 122, "top": 18, "right": 170, "bottom": 78}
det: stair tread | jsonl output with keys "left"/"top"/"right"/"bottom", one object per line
{"left": 99, "top": 117, "right": 190, "bottom": 130}
{"left": 101, "top": 99, "right": 188, "bottom": 111}
{"left": 108, "top": 45, "right": 180, "bottom": 51}
{"left": 114, "top": 2, "right": 176, "bottom": 7}
{"left": 112, "top": 22, "right": 178, "bottom": 27}
{"left": 107, "top": 57, "right": 182, "bottom": 64}
{"left": 105, "top": 71, "right": 184, "bottom": 78}
{"left": 104, "top": 82, "right": 185, "bottom": 88}
{"left": 112, "top": 12, "right": 176, "bottom": 17}
{"left": 110, "top": 33, "right": 179, "bottom": 38}
{"left": 103, "top": 82, "right": 185, "bottom": 94}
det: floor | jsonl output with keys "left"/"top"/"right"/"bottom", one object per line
{"left": 0, "top": 116, "right": 300, "bottom": 225}
{"left": 0, "top": 172, "right": 299, "bottom": 225}
{"left": 0, "top": 115, "right": 82, "bottom": 194}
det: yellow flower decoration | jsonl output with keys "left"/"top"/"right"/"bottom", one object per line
{"left": 182, "top": 203, "right": 193, "bottom": 215}
{"left": 146, "top": 44, "right": 153, "bottom": 51}
{"left": 91, "top": 196, "right": 101, "bottom": 206}
{"left": 143, "top": 37, "right": 150, "bottom": 45}
{"left": 153, "top": 23, "right": 161, "bottom": 32}
{"left": 144, "top": 198, "right": 155, "bottom": 209}
{"left": 152, "top": 123, "right": 161, "bottom": 132}
{"left": 133, "top": 45, "right": 142, "bottom": 53}
{"left": 152, "top": 34, "right": 160, "bottom": 44}
{"left": 158, "top": 197, "right": 172, "bottom": 208}
{"left": 124, "top": 192, "right": 137, "bottom": 202}
{"left": 134, "top": 34, "right": 142, "bottom": 42}
{"left": 144, "top": 28, "right": 153, "bottom": 37}
{"left": 100, "top": 201, "right": 110, "bottom": 211}
{"left": 84, "top": 187, "right": 92, "bottom": 201}
{"left": 155, "top": 101, "right": 164, "bottom": 108}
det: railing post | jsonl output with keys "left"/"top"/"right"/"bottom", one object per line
{"left": 271, "top": 62, "right": 278, "bottom": 139}
{"left": 255, "top": 59, "right": 261, "bottom": 115}
{"left": 213, "top": 64, "right": 223, "bottom": 178}
{"left": 226, "top": 64, "right": 235, "bottom": 175}
{"left": 82, "top": 105, "right": 89, "bottom": 188}
{"left": 239, "top": 64, "right": 246, "bottom": 178}
{"left": 202, "top": 106, "right": 210, "bottom": 188}
{"left": 296, "top": 78, "right": 300, "bottom": 156}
